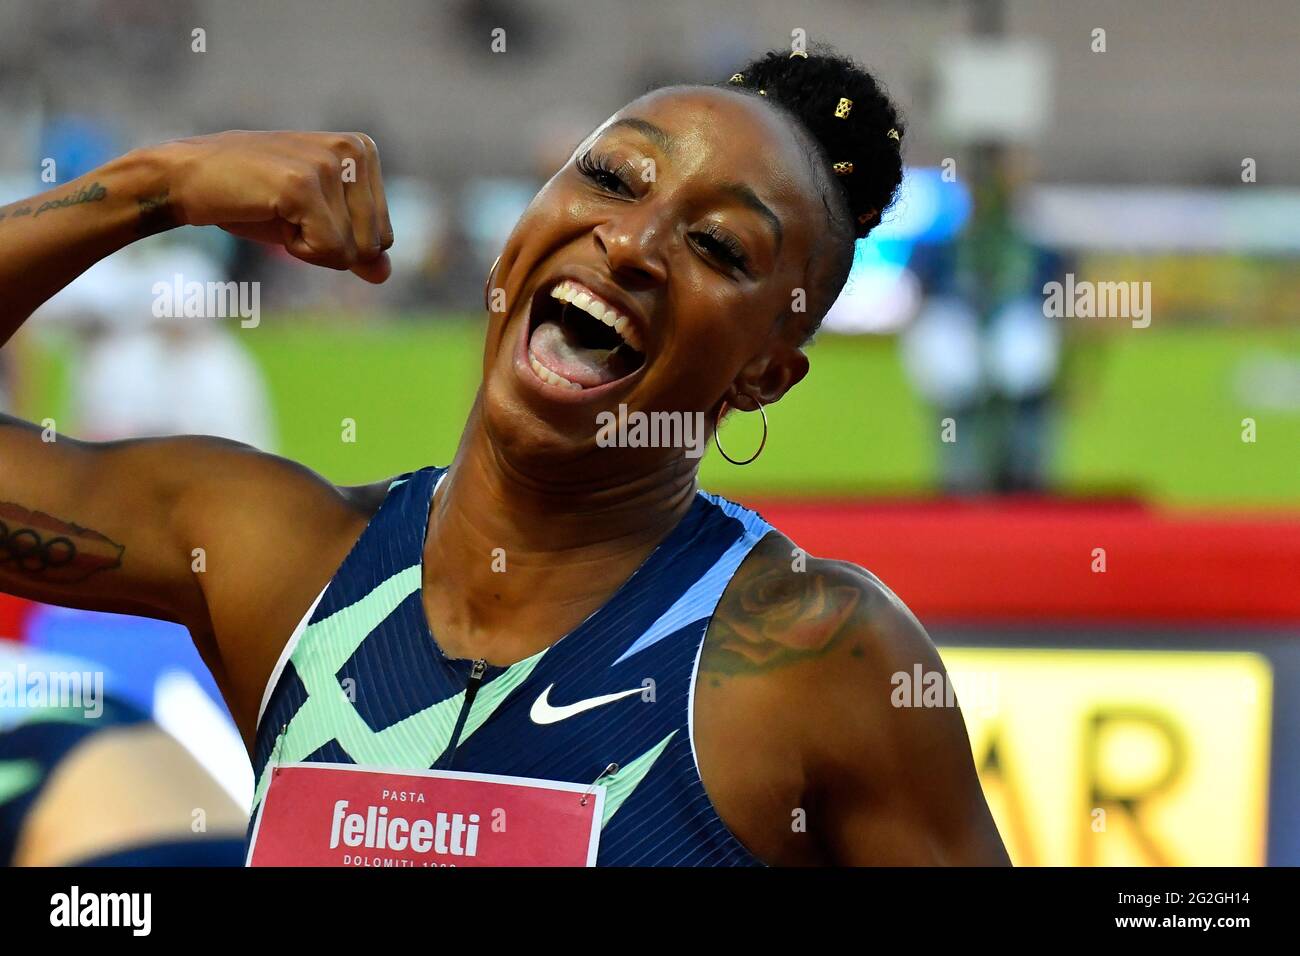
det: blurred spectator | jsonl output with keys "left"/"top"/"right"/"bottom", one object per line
{"left": 36, "top": 237, "right": 275, "bottom": 449}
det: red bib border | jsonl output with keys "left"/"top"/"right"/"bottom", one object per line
{"left": 247, "top": 762, "right": 604, "bottom": 867}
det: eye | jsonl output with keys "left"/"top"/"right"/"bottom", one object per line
{"left": 692, "top": 223, "right": 750, "bottom": 276}
{"left": 577, "top": 150, "right": 633, "bottom": 197}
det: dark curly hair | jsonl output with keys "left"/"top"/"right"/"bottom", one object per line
{"left": 714, "top": 44, "right": 906, "bottom": 337}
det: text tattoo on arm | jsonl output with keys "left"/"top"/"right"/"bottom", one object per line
{"left": 0, "top": 182, "right": 175, "bottom": 238}
{"left": 137, "top": 189, "right": 177, "bottom": 237}
{"left": 0, "top": 182, "right": 109, "bottom": 226}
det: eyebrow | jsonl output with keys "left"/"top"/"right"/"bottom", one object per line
{"left": 604, "top": 117, "right": 676, "bottom": 155}
{"left": 602, "top": 116, "right": 784, "bottom": 253}
{"left": 717, "top": 181, "right": 783, "bottom": 253}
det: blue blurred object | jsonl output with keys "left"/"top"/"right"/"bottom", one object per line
{"left": 23, "top": 605, "right": 228, "bottom": 723}
{"left": 822, "top": 168, "right": 973, "bottom": 334}
{"left": 874, "top": 166, "right": 972, "bottom": 246}
{"left": 461, "top": 175, "right": 537, "bottom": 263}
{"left": 38, "top": 117, "right": 119, "bottom": 183}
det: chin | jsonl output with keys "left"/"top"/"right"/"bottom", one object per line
{"left": 479, "top": 366, "right": 603, "bottom": 468}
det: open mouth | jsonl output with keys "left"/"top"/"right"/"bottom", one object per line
{"left": 526, "top": 279, "right": 646, "bottom": 391}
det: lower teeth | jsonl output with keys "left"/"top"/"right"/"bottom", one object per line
{"left": 529, "top": 352, "right": 581, "bottom": 390}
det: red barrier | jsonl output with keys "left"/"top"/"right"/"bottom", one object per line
{"left": 2, "top": 499, "right": 1297, "bottom": 630}
{"left": 0, "top": 594, "right": 34, "bottom": 641}
{"left": 749, "top": 497, "right": 1300, "bottom": 625}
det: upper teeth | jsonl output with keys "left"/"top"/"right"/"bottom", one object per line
{"left": 549, "top": 279, "right": 644, "bottom": 352}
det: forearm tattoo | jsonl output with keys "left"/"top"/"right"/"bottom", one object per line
{"left": 701, "top": 562, "right": 863, "bottom": 682}
{"left": 0, "top": 182, "right": 108, "bottom": 227}
{"left": 0, "top": 182, "right": 176, "bottom": 237}
{"left": 0, "top": 501, "right": 124, "bottom": 583}
{"left": 137, "top": 188, "right": 177, "bottom": 237}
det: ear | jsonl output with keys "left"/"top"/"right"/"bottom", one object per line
{"left": 725, "top": 339, "right": 810, "bottom": 412}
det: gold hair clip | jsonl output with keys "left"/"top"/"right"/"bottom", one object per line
{"left": 834, "top": 97, "right": 853, "bottom": 119}
{"left": 789, "top": 49, "right": 808, "bottom": 59}
{"left": 887, "top": 128, "right": 900, "bottom": 142}
{"left": 758, "top": 89, "right": 767, "bottom": 96}
{"left": 833, "top": 161, "right": 853, "bottom": 176}
{"left": 728, "top": 73, "right": 744, "bottom": 84}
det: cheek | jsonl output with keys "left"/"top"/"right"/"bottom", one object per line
{"left": 496, "top": 183, "right": 596, "bottom": 288}
{"left": 517, "top": 177, "right": 595, "bottom": 237}
{"left": 655, "top": 292, "right": 770, "bottom": 399}
{"left": 689, "top": 283, "right": 774, "bottom": 356}
{"left": 485, "top": 185, "right": 585, "bottom": 330}
{"left": 504, "top": 194, "right": 563, "bottom": 262}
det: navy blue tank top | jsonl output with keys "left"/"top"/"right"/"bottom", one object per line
{"left": 250, "top": 465, "right": 775, "bottom": 865}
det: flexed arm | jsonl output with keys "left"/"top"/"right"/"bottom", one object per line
{"left": 0, "top": 130, "right": 393, "bottom": 342}
{"left": 0, "top": 132, "right": 396, "bottom": 735}
{"left": 0, "top": 149, "right": 171, "bottom": 340}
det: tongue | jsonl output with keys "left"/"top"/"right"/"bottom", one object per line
{"left": 529, "top": 320, "right": 632, "bottom": 388}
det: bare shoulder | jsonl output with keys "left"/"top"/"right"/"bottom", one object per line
{"left": 700, "top": 530, "right": 1008, "bottom": 865}
{"left": 701, "top": 529, "right": 931, "bottom": 691}
{"left": 696, "top": 530, "right": 960, "bottom": 863}
{"left": 158, "top": 437, "right": 395, "bottom": 738}
{"left": 165, "top": 436, "right": 391, "bottom": 552}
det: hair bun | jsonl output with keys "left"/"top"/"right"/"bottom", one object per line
{"left": 721, "top": 45, "right": 904, "bottom": 239}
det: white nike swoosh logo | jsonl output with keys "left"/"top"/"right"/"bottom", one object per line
{"left": 529, "top": 683, "right": 642, "bottom": 725}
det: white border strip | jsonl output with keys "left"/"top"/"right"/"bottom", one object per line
{"left": 686, "top": 621, "right": 708, "bottom": 778}
{"left": 254, "top": 584, "right": 327, "bottom": 729}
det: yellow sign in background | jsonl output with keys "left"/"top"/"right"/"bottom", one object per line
{"left": 940, "top": 648, "right": 1272, "bottom": 866}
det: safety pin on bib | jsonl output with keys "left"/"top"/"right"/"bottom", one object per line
{"left": 581, "top": 763, "right": 619, "bottom": 806}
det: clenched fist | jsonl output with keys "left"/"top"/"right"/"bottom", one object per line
{"left": 158, "top": 130, "right": 394, "bottom": 283}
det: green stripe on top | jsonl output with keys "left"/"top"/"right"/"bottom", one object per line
{"left": 253, "top": 564, "right": 545, "bottom": 807}
{"left": 301, "top": 564, "right": 424, "bottom": 674}
{"left": 599, "top": 732, "right": 675, "bottom": 828}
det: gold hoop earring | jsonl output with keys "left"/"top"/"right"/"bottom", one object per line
{"left": 484, "top": 254, "right": 501, "bottom": 311}
{"left": 713, "top": 398, "right": 768, "bottom": 465}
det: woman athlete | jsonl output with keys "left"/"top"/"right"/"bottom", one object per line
{"left": 0, "top": 47, "right": 1008, "bottom": 866}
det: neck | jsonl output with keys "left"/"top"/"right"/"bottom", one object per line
{"left": 421, "top": 397, "right": 699, "bottom": 660}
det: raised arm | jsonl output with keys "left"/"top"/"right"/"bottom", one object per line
{"left": 0, "top": 130, "right": 393, "bottom": 343}
{"left": 0, "top": 131, "right": 396, "bottom": 735}
{"left": 0, "top": 148, "right": 171, "bottom": 337}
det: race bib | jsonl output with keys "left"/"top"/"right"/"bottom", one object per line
{"left": 247, "top": 762, "right": 604, "bottom": 867}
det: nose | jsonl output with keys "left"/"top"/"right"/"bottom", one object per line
{"left": 593, "top": 206, "right": 669, "bottom": 288}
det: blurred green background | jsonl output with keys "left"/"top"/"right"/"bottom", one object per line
{"left": 23, "top": 319, "right": 1298, "bottom": 508}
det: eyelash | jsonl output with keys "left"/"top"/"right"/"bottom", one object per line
{"left": 577, "top": 148, "right": 751, "bottom": 277}
{"left": 693, "top": 223, "right": 750, "bottom": 275}
{"left": 577, "top": 150, "right": 632, "bottom": 196}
